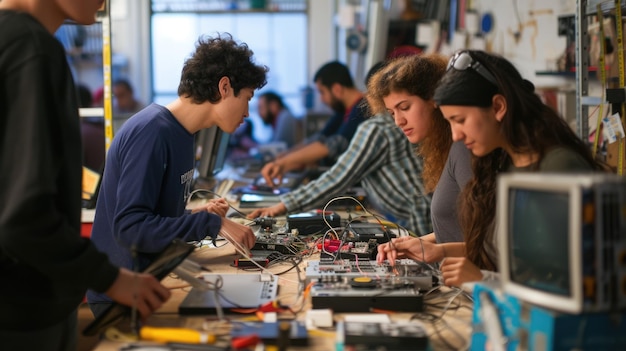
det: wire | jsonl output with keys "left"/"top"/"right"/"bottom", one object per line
{"left": 188, "top": 188, "right": 249, "bottom": 219}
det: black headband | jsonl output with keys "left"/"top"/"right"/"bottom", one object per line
{"left": 433, "top": 69, "right": 499, "bottom": 107}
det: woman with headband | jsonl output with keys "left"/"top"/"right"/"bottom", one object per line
{"left": 433, "top": 50, "right": 605, "bottom": 287}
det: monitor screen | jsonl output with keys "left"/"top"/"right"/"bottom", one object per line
{"left": 195, "top": 126, "right": 231, "bottom": 181}
{"left": 212, "top": 130, "right": 230, "bottom": 176}
{"left": 507, "top": 187, "right": 570, "bottom": 297}
{"left": 499, "top": 172, "right": 626, "bottom": 314}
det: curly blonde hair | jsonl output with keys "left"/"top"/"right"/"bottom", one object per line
{"left": 365, "top": 54, "right": 451, "bottom": 192}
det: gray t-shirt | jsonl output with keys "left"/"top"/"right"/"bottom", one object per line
{"left": 431, "top": 141, "right": 473, "bottom": 243}
{"left": 272, "top": 109, "right": 299, "bottom": 148}
{"left": 508, "top": 146, "right": 593, "bottom": 172}
{"left": 484, "top": 146, "right": 595, "bottom": 269}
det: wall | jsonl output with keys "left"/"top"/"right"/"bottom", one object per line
{"left": 110, "top": 0, "right": 151, "bottom": 107}
{"left": 108, "top": 0, "right": 581, "bottom": 109}
{"left": 109, "top": 0, "right": 336, "bottom": 112}
{"left": 466, "top": 0, "right": 575, "bottom": 89}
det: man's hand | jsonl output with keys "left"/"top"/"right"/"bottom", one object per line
{"left": 218, "top": 218, "right": 256, "bottom": 255}
{"left": 105, "top": 268, "right": 171, "bottom": 322}
{"left": 260, "top": 161, "right": 285, "bottom": 187}
{"left": 190, "top": 198, "right": 229, "bottom": 217}
{"left": 440, "top": 257, "right": 483, "bottom": 287}
{"left": 376, "top": 236, "right": 444, "bottom": 265}
{"left": 247, "top": 203, "right": 287, "bottom": 219}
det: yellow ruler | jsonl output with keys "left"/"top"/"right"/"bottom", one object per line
{"left": 98, "top": 2, "right": 113, "bottom": 153}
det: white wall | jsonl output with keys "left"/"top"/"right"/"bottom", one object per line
{"left": 466, "top": 0, "right": 575, "bottom": 89}
{"left": 110, "top": 0, "right": 151, "bottom": 106}
{"left": 110, "top": 0, "right": 336, "bottom": 111}
{"left": 108, "top": 0, "right": 579, "bottom": 105}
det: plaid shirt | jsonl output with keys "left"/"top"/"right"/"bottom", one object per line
{"left": 281, "top": 114, "right": 432, "bottom": 236}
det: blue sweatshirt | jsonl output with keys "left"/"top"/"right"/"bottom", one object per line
{"left": 87, "top": 104, "right": 221, "bottom": 304}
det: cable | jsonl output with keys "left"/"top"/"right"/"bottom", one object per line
{"left": 188, "top": 188, "right": 249, "bottom": 219}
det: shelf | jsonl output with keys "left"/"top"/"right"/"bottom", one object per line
{"left": 535, "top": 71, "right": 597, "bottom": 78}
{"left": 536, "top": 71, "right": 576, "bottom": 77}
{"left": 586, "top": 0, "right": 626, "bottom": 15}
{"left": 79, "top": 107, "right": 104, "bottom": 118}
{"left": 151, "top": 0, "right": 306, "bottom": 13}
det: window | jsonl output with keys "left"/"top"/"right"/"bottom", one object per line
{"left": 151, "top": 2, "right": 308, "bottom": 136}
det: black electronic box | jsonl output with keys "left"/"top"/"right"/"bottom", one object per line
{"left": 287, "top": 211, "right": 340, "bottom": 235}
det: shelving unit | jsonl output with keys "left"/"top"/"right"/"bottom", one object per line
{"left": 575, "top": 0, "right": 591, "bottom": 140}
{"left": 151, "top": 0, "right": 307, "bottom": 13}
{"left": 576, "top": 0, "right": 626, "bottom": 172}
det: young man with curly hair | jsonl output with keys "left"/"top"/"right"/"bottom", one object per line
{"left": 87, "top": 33, "right": 268, "bottom": 317}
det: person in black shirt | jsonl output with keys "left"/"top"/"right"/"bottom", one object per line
{"left": 0, "top": 1, "right": 170, "bottom": 350}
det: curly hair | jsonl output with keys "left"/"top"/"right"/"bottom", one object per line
{"left": 365, "top": 54, "right": 451, "bottom": 192}
{"left": 435, "top": 50, "right": 605, "bottom": 270}
{"left": 178, "top": 33, "right": 268, "bottom": 104}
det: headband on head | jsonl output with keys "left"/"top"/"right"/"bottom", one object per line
{"left": 433, "top": 69, "right": 499, "bottom": 107}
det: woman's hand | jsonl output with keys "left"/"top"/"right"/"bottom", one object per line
{"left": 377, "top": 236, "right": 445, "bottom": 264}
{"left": 440, "top": 257, "right": 483, "bottom": 287}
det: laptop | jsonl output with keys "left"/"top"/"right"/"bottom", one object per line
{"left": 347, "top": 222, "right": 396, "bottom": 243}
{"left": 178, "top": 273, "right": 278, "bottom": 314}
{"left": 81, "top": 166, "right": 102, "bottom": 209}
{"left": 238, "top": 193, "right": 283, "bottom": 209}
{"left": 233, "top": 171, "right": 308, "bottom": 196}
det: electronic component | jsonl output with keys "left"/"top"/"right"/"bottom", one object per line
{"left": 497, "top": 173, "right": 626, "bottom": 314}
{"left": 230, "top": 321, "right": 308, "bottom": 347}
{"left": 346, "top": 221, "right": 396, "bottom": 243}
{"left": 287, "top": 211, "right": 341, "bottom": 235}
{"left": 306, "top": 259, "right": 434, "bottom": 288}
{"left": 233, "top": 251, "right": 281, "bottom": 268}
{"left": 319, "top": 238, "right": 378, "bottom": 260}
{"left": 305, "top": 259, "right": 433, "bottom": 312}
{"left": 343, "top": 321, "right": 429, "bottom": 351}
{"left": 253, "top": 234, "right": 301, "bottom": 254}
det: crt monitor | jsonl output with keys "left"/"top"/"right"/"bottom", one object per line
{"left": 497, "top": 173, "right": 626, "bottom": 314}
{"left": 195, "top": 126, "right": 231, "bottom": 183}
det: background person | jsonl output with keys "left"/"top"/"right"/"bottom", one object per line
{"left": 112, "top": 78, "right": 145, "bottom": 114}
{"left": 76, "top": 83, "right": 106, "bottom": 171}
{"left": 260, "top": 61, "right": 366, "bottom": 187}
{"left": 229, "top": 91, "right": 299, "bottom": 156}
{"left": 257, "top": 91, "right": 299, "bottom": 148}
{"left": 247, "top": 61, "right": 433, "bottom": 236}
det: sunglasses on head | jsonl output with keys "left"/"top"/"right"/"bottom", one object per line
{"left": 447, "top": 51, "right": 499, "bottom": 87}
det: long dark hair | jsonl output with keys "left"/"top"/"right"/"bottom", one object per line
{"left": 435, "top": 50, "right": 604, "bottom": 270}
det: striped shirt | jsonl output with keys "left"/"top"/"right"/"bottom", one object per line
{"left": 281, "top": 114, "right": 432, "bottom": 236}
